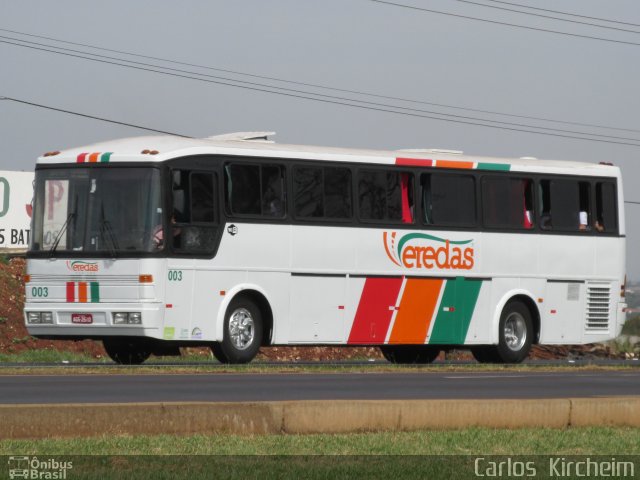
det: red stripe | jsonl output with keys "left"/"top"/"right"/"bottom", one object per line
{"left": 77, "top": 153, "right": 88, "bottom": 163}
{"left": 66, "top": 282, "right": 75, "bottom": 302}
{"left": 396, "top": 157, "right": 433, "bottom": 167}
{"left": 347, "top": 277, "right": 404, "bottom": 344}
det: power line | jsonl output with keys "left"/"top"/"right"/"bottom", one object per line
{"left": 625, "top": 201, "right": 640, "bottom": 205}
{"left": 0, "top": 96, "right": 189, "bottom": 137}
{"left": 2, "top": 26, "right": 639, "bottom": 135}
{"left": 451, "top": 0, "right": 640, "bottom": 35}
{"left": 3, "top": 35, "right": 640, "bottom": 148}
{"left": 365, "top": 0, "right": 640, "bottom": 47}
{"left": 6, "top": 34, "right": 640, "bottom": 144}
{"left": 481, "top": 0, "right": 640, "bottom": 29}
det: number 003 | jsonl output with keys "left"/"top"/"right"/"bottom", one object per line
{"left": 168, "top": 270, "right": 183, "bottom": 281}
{"left": 31, "top": 286, "right": 49, "bottom": 297}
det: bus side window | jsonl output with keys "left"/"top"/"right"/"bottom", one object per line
{"left": 423, "top": 173, "right": 476, "bottom": 227}
{"left": 596, "top": 182, "right": 617, "bottom": 233}
{"left": 482, "top": 176, "right": 532, "bottom": 230}
{"left": 225, "top": 164, "right": 261, "bottom": 216}
{"left": 171, "top": 170, "right": 217, "bottom": 253}
{"left": 539, "top": 180, "right": 552, "bottom": 230}
{"left": 548, "top": 179, "right": 581, "bottom": 231}
{"left": 261, "top": 165, "right": 286, "bottom": 217}
{"left": 225, "top": 163, "right": 286, "bottom": 218}
{"left": 358, "top": 170, "right": 413, "bottom": 223}
{"left": 324, "top": 167, "right": 352, "bottom": 219}
{"left": 578, "top": 181, "right": 591, "bottom": 231}
{"left": 294, "top": 166, "right": 352, "bottom": 220}
{"left": 294, "top": 167, "right": 324, "bottom": 218}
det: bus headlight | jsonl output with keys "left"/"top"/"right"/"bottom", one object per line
{"left": 27, "top": 312, "right": 54, "bottom": 324}
{"left": 113, "top": 312, "right": 142, "bottom": 325}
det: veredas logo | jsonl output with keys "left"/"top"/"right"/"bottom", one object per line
{"left": 66, "top": 261, "right": 99, "bottom": 272}
{"left": 383, "top": 231, "right": 475, "bottom": 270}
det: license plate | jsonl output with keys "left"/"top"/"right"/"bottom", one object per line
{"left": 71, "top": 313, "right": 93, "bottom": 324}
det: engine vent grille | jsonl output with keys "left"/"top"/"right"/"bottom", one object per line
{"left": 586, "top": 284, "right": 611, "bottom": 331}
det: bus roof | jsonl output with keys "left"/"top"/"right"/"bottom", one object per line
{"left": 37, "top": 133, "right": 621, "bottom": 177}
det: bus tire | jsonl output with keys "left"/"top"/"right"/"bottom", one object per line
{"left": 495, "top": 300, "right": 533, "bottom": 363}
{"left": 379, "top": 345, "right": 440, "bottom": 364}
{"left": 103, "top": 338, "right": 151, "bottom": 365}
{"left": 210, "top": 342, "right": 229, "bottom": 364}
{"left": 213, "top": 297, "right": 263, "bottom": 364}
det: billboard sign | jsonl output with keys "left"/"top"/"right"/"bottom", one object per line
{"left": 0, "top": 171, "right": 34, "bottom": 251}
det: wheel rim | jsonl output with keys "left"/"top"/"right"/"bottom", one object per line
{"left": 228, "top": 308, "right": 255, "bottom": 350}
{"left": 504, "top": 312, "right": 527, "bottom": 351}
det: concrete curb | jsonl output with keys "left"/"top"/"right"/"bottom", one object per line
{"left": 0, "top": 398, "right": 638, "bottom": 439}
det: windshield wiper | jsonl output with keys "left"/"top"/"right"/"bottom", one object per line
{"left": 49, "top": 212, "right": 76, "bottom": 257}
{"left": 99, "top": 203, "right": 120, "bottom": 257}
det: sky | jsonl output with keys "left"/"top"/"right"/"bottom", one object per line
{"left": 1, "top": 0, "right": 640, "bottom": 275}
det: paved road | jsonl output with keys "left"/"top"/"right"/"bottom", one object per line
{"left": 1, "top": 371, "right": 640, "bottom": 404}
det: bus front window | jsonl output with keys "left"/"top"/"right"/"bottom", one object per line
{"left": 31, "top": 168, "right": 163, "bottom": 254}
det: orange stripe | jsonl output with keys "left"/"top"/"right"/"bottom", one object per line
{"left": 388, "top": 278, "right": 443, "bottom": 344}
{"left": 78, "top": 282, "right": 88, "bottom": 303}
{"left": 89, "top": 152, "right": 100, "bottom": 163}
{"left": 436, "top": 160, "right": 474, "bottom": 169}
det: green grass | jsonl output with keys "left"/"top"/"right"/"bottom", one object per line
{"left": 0, "top": 349, "right": 100, "bottom": 364}
{"left": 2, "top": 429, "right": 638, "bottom": 479}
{"left": 2, "top": 427, "right": 639, "bottom": 455}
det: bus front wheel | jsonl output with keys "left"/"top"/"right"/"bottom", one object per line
{"left": 211, "top": 297, "right": 263, "bottom": 364}
{"left": 379, "top": 345, "right": 440, "bottom": 364}
{"left": 103, "top": 338, "right": 152, "bottom": 365}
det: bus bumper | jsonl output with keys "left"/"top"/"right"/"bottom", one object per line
{"left": 24, "top": 302, "right": 164, "bottom": 340}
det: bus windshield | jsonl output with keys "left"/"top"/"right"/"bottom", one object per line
{"left": 31, "top": 167, "right": 163, "bottom": 255}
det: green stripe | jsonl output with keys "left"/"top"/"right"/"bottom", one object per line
{"left": 428, "top": 278, "right": 483, "bottom": 345}
{"left": 476, "top": 162, "right": 510, "bottom": 171}
{"left": 396, "top": 233, "right": 473, "bottom": 259}
{"left": 90, "top": 282, "right": 100, "bottom": 303}
{"left": 100, "top": 152, "right": 112, "bottom": 163}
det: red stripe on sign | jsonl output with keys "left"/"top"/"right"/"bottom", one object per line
{"left": 347, "top": 277, "right": 404, "bottom": 344}
{"left": 77, "top": 153, "right": 88, "bottom": 163}
{"left": 66, "top": 282, "right": 75, "bottom": 302}
{"left": 396, "top": 157, "right": 433, "bottom": 167}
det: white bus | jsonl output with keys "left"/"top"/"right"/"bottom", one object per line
{"left": 24, "top": 132, "right": 627, "bottom": 364}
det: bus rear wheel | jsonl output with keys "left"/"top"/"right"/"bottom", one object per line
{"left": 103, "top": 338, "right": 152, "bottom": 365}
{"left": 496, "top": 300, "right": 533, "bottom": 363}
{"left": 379, "top": 345, "right": 440, "bottom": 364}
{"left": 211, "top": 297, "right": 263, "bottom": 364}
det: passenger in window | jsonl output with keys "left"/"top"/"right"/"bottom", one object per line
{"left": 595, "top": 220, "right": 605, "bottom": 232}
{"left": 262, "top": 170, "right": 285, "bottom": 217}
{"left": 579, "top": 211, "right": 589, "bottom": 231}
{"left": 153, "top": 212, "right": 181, "bottom": 250}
